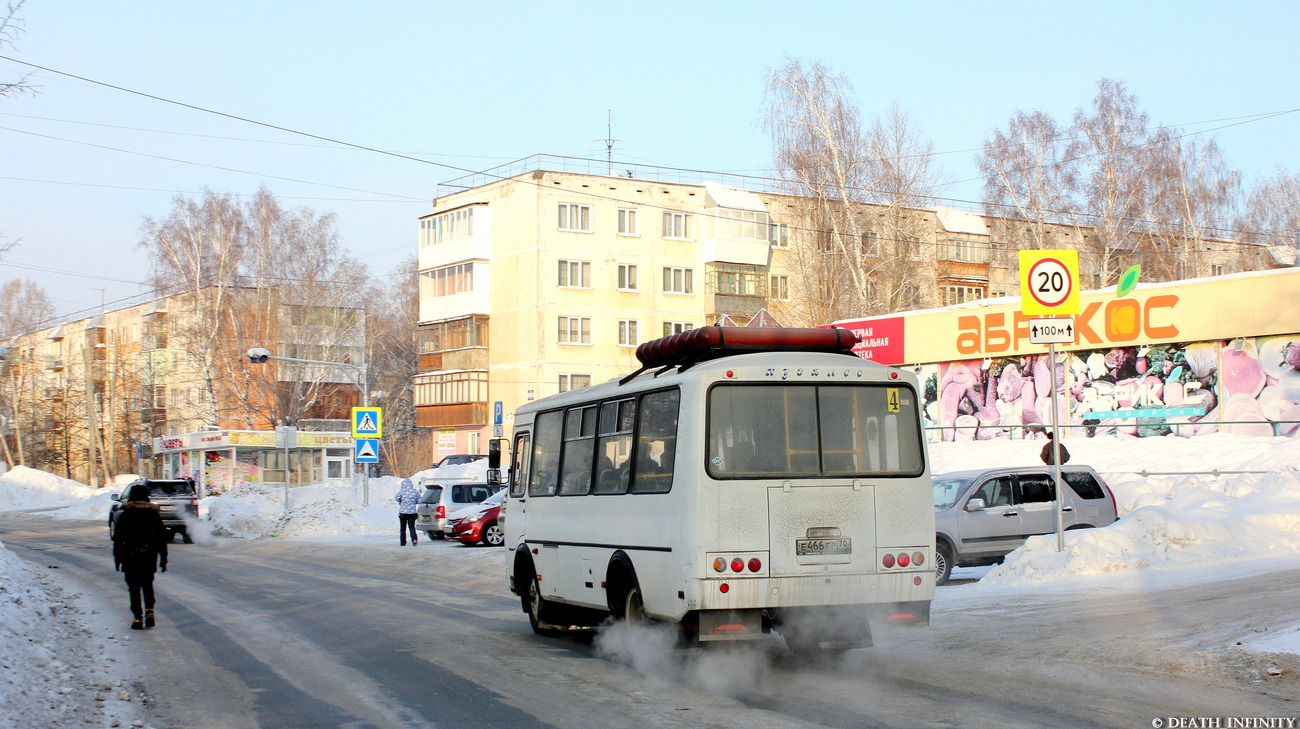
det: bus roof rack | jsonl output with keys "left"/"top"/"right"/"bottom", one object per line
{"left": 621, "top": 326, "right": 860, "bottom": 384}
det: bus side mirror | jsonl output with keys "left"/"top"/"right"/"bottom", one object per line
{"left": 487, "top": 438, "right": 504, "bottom": 485}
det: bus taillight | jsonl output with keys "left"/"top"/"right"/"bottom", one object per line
{"left": 882, "top": 553, "right": 896, "bottom": 568}
{"left": 747, "top": 557, "right": 762, "bottom": 572}
{"left": 712, "top": 557, "right": 727, "bottom": 573}
{"left": 730, "top": 558, "right": 745, "bottom": 573}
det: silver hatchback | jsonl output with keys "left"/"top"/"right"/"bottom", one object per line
{"left": 932, "top": 465, "right": 1117, "bottom": 584}
{"left": 414, "top": 481, "right": 499, "bottom": 539}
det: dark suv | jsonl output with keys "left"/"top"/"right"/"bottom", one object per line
{"left": 109, "top": 478, "right": 200, "bottom": 543}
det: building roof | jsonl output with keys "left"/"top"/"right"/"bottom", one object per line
{"left": 934, "top": 207, "right": 991, "bottom": 236}
{"left": 704, "top": 182, "right": 769, "bottom": 213}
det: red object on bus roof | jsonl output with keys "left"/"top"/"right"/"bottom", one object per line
{"left": 634, "top": 326, "right": 859, "bottom": 368}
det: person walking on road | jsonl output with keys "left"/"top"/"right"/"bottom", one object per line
{"left": 396, "top": 478, "right": 420, "bottom": 546}
{"left": 112, "top": 483, "right": 169, "bottom": 631}
{"left": 1040, "top": 431, "right": 1071, "bottom": 465}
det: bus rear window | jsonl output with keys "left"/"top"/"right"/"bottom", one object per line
{"left": 707, "top": 383, "right": 924, "bottom": 479}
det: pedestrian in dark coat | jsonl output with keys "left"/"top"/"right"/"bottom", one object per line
{"left": 1040, "top": 431, "right": 1071, "bottom": 465}
{"left": 396, "top": 478, "right": 421, "bottom": 546}
{"left": 112, "top": 483, "right": 169, "bottom": 630}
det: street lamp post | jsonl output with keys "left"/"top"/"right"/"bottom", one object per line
{"left": 247, "top": 348, "right": 370, "bottom": 504}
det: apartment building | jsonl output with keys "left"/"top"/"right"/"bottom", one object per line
{"left": 3, "top": 287, "right": 364, "bottom": 485}
{"left": 414, "top": 156, "right": 1282, "bottom": 454}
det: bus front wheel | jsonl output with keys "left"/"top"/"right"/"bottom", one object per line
{"left": 621, "top": 584, "right": 646, "bottom": 626}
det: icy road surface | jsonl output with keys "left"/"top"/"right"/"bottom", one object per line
{"left": 1, "top": 511, "right": 1295, "bottom": 729}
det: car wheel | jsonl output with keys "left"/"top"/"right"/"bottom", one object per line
{"left": 424, "top": 530, "right": 438, "bottom": 540}
{"left": 181, "top": 531, "right": 193, "bottom": 544}
{"left": 482, "top": 522, "right": 504, "bottom": 547}
{"left": 108, "top": 518, "right": 116, "bottom": 540}
{"left": 935, "top": 541, "right": 954, "bottom": 586}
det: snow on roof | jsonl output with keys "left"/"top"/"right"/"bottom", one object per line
{"left": 935, "top": 207, "right": 991, "bottom": 236}
{"left": 704, "top": 182, "right": 768, "bottom": 212}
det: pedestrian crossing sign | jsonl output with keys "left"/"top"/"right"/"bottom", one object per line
{"left": 351, "top": 407, "right": 383, "bottom": 438}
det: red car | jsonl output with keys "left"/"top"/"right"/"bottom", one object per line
{"left": 449, "top": 490, "right": 505, "bottom": 546}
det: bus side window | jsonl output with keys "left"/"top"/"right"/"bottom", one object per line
{"left": 631, "top": 388, "right": 679, "bottom": 493}
{"left": 559, "top": 405, "right": 598, "bottom": 495}
{"left": 529, "top": 410, "right": 563, "bottom": 497}
{"left": 593, "top": 399, "right": 635, "bottom": 495}
{"left": 510, "top": 432, "right": 530, "bottom": 498}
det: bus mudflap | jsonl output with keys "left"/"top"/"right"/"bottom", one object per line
{"left": 697, "top": 609, "right": 765, "bottom": 642}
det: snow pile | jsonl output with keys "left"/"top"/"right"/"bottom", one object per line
{"left": 0, "top": 466, "right": 95, "bottom": 511}
{"left": 0, "top": 539, "right": 117, "bottom": 727}
{"left": 981, "top": 470, "right": 1300, "bottom": 587}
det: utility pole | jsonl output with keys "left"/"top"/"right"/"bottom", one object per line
{"left": 84, "top": 343, "right": 99, "bottom": 488}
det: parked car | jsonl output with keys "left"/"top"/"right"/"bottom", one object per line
{"left": 109, "top": 478, "right": 199, "bottom": 543}
{"left": 432, "top": 454, "right": 486, "bottom": 469}
{"left": 448, "top": 489, "right": 505, "bottom": 546}
{"left": 932, "top": 464, "right": 1117, "bottom": 585}
{"left": 414, "top": 480, "right": 500, "bottom": 539}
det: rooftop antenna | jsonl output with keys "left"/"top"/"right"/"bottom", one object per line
{"left": 596, "top": 110, "right": 620, "bottom": 176}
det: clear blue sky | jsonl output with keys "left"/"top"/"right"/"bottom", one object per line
{"left": 2, "top": 0, "right": 1298, "bottom": 323}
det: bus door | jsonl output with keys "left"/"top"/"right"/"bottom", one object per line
{"left": 507, "top": 430, "right": 531, "bottom": 549}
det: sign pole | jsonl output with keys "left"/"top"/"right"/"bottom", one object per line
{"left": 1048, "top": 340, "right": 1065, "bottom": 552}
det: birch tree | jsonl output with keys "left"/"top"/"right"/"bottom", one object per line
{"left": 366, "top": 256, "right": 426, "bottom": 475}
{"left": 977, "top": 110, "right": 1079, "bottom": 252}
{"left": 0, "top": 278, "right": 55, "bottom": 465}
{"left": 1146, "top": 133, "right": 1242, "bottom": 279}
{"left": 1, "top": 1, "right": 32, "bottom": 99}
{"left": 1240, "top": 168, "right": 1300, "bottom": 257}
{"left": 1067, "top": 78, "right": 1158, "bottom": 285}
{"left": 139, "top": 187, "right": 369, "bottom": 430}
{"left": 764, "top": 60, "right": 947, "bottom": 323}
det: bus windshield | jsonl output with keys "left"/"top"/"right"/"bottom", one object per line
{"left": 707, "top": 383, "right": 924, "bottom": 479}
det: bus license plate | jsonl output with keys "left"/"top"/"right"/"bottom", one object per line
{"left": 796, "top": 537, "right": 851, "bottom": 556}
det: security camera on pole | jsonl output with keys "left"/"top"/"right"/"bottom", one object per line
{"left": 1018, "top": 250, "right": 1081, "bottom": 552}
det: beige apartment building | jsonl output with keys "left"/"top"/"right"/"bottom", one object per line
{"left": 414, "top": 156, "right": 1282, "bottom": 455}
{"left": 3, "top": 287, "right": 365, "bottom": 485}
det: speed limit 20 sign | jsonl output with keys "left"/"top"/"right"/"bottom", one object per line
{"left": 1019, "top": 250, "right": 1081, "bottom": 315}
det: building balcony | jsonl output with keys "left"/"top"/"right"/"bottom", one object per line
{"left": 416, "top": 402, "right": 490, "bottom": 428}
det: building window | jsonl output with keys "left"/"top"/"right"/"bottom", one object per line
{"left": 769, "top": 222, "right": 790, "bottom": 248}
{"left": 943, "top": 285, "right": 985, "bottom": 306}
{"left": 770, "top": 275, "right": 790, "bottom": 301}
{"left": 940, "top": 239, "right": 990, "bottom": 263}
{"left": 414, "top": 370, "right": 489, "bottom": 406}
{"left": 419, "top": 315, "right": 488, "bottom": 354}
{"left": 618, "top": 208, "right": 639, "bottom": 236}
{"left": 663, "top": 321, "right": 695, "bottom": 337}
{"left": 663, "top": 267, "right": 694, "bottom": 295}
{"left": 618, "top": 320, "right": 639, "bottom": 347}
{"left": 663, "top": 212, "right": 693, "bottom": 240}
{"left": 421, "top": 207, "right": 475, "bottom": 247}
{"left": 420, "top": 263, "right": 474, "bottom": 298}
{"left": 558, "top": 260, "right": 591, "bottom": 288}
{"left": 1211, "top": 264, "right": 1225, "bottom": 277}
{"left": 618, "top": 264, "right": 638, "bottom": 292}
{"left": 715, "top": 208, "right": 771, "bottom": 239}
{"left": 558, "top": 316, "right": 592, "bottom": 345}
{"left": 861, "top": 231, "right": 881, "bottom": 257}
{"left": 559, "top": 374, "right": 592, "bottom": 392}
{"left": 711, "top": 263, "right": 764, "bottom": 296}
{"left": 558, "top": 203, "right": 592, "bottom": 232}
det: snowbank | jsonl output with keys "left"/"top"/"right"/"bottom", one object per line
{"left": 0, "top": 466, "right": 95, "bottom": 511}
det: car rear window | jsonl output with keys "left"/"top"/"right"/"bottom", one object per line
{"left": 420, "top": 486, "right": 443, "bottom": 504}
{"left": 1064, "top": 472, "right": 1106, "bottom": 500}
{"left": 148, "top": 481, "right": 195, "bottom": 497}
{"left": 451, "top": 484, "right": 493, "bottom": 503}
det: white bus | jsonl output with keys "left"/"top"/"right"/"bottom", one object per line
{"left": 500, "top": 326, "right": 935, "bottom": 653}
